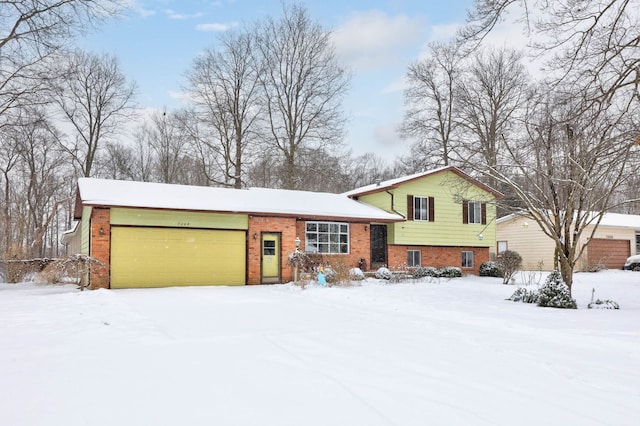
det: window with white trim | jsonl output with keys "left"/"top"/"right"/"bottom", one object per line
{"left": 468, "top": 202, "right": 482, "bottom": 224}
{"left": 497, "top": 241, "right": 508, "bottom": 254}
{"left": 462, "top": 251, "right": 474, "bottom": 268}
{"left": 414, "top": 196, "right": 429, "bottom": 221}
{"left": 408, "top": 250, "right": 421, "bottom": 267}
{"left": 305, "top": 222, "right": 349, "bottom": 254}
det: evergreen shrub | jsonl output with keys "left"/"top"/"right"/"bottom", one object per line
{"left": 479, "top": 261, "right": 503, "bottom": 277}
{"left": 537, "top": 270, "right": 577, "bottom": 309}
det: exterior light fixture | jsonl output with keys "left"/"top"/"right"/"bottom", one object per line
{"left": 99, "top": 227, "right": 105, "bottom": 236}
{"left": 253, "top": 233, "right": 258, "bottom": 240}
{"left": 295, "top": 236, "right": 301, "bottom": 248}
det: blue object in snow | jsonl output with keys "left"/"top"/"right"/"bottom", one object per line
{"left": 317, "top": 271, "right": 326, "bottom": 285}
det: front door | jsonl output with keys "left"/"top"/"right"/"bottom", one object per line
{"left": 370, "top": 225, "right": 387, "bottom": 269}
{"left": 261, "top": 233, "right": 280, "bottom": 283}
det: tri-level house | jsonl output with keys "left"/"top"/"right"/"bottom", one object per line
{"left": 67, "top": 166, "right": 502, "bottom": 289}
{"left": 344, "top": 166, "right": 503, "bottom": 274}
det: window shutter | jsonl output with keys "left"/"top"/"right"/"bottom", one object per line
{"left": 428, "top": 197, "right": 435, "bottom": 222}
{"left": 462, "top": 201, "right": 468, "bottom": 224}
{"left": 407, "top": 195, "right": 414, "bottom": 220}
{"left": 481, "top": 203, "right": 487, "bottom": 225}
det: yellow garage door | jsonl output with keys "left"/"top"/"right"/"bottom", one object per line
{"left": 111, "top": 227, "right": 246, "bottom": 288}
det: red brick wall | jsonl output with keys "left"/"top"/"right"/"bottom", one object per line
{"left": 89, "top": 208, "right": 111, "bottom": 289}
{"left": 388, "top": 245, "right": 489, "bottom": 275}
{"left": 247, "top": 216, "right": 297, "bottom": 284}
{"left": 295, "top": 221, "right": 371, "bottom": 271}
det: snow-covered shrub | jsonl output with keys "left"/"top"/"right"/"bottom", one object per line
{"left": 349, "top": 267, "right": 365, "bottom": 281}
{"left": 37, "top": 254, "right": 104, "bottom": 290}
{"left": 375, "top": 267, "right": 392, "bottom": 280}
{"left": 537, "top": 270, "right": 577, "bottom": 309}
{"left": 411, "top": 266, "right": 439, "bottom": 278}
{"left": 507, "top": 287, "right": 539, "bottom": 303}
{"left": 288, "top": 250, "right": 309, "bottom": 269}
{"left": 323, "top": 266, "right": 337, "bottom": 283}
{"left": 439, "top": 266, "right": 462, "bottom": 278}
{"left": 497, "top": 250, "right": 522, "bottom": 284}
{"left": 588, "top": 299, "right": 620, "bottom": 309}
{"left": 479, "top": 261, "right": 503, "bottom": 278}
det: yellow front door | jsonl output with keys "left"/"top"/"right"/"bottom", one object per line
{"left": 261, "top": 233, "right": 280, "bottom": 283}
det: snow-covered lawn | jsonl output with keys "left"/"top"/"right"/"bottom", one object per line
{"left": 1, "top": 271, "right": 639, "bottom": 426}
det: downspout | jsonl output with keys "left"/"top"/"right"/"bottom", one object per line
{"left": 386, "top": 190, "right": 406, "bottom": 219}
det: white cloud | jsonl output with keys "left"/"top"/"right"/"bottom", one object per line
{"left": 137, "top": 8, "right": 156, "bottom": 18}
{"left": 164, "top": 9, "right": 204, "bottom": 20}
{"left": 332, "top": 10, "right": 425, "bottom": 72}
{"left": 195, "top": 22, "right": 238, "bottom": 32}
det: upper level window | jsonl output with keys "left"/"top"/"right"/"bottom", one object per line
{"left": 468, "top": 202, "right": 482, "bottom": 224}
{"left": 407, "top": 195, "right": 434, "bottom": 222}
{"left": 463, "top": 201, "right": 486, "bottom": 225}
{"left": 305, "top": 222, "right": 349, "bottom": 254}
{"left": 414, "top": 196, "right": 429, "bottom": 221}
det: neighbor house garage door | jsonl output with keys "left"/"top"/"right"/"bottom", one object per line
{"left": 111, "top": 227, "right": 246, "bottom": 288}
{"left": 587, "top": 238, "right": 630, "bottom": 270}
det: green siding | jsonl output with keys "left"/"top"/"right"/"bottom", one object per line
{"left": 365, "top": 170, "right": 497, "bottom": 247}
{"left": 357, "top": 191, "right": 393, "bottom": 213}
{"left": 80, "top": 206, "right": 92, "bottom": 255}
{"left": 110, "top": 207, "right": 248, "bottom": 230}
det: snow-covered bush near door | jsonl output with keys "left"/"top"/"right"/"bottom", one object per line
{"left": 375, "top": 267, "right": 392, "bottom": 280}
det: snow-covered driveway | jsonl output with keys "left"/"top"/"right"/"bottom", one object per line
{"left": 1, "top": 271, "right": 639, "bottom": 425}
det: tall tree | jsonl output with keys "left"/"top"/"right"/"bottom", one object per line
{"left": 456, "top": 47, "right": 529, "bottom": 188}
{"left": 400, "top": 41, "right": 463, "bottom": 169}
{"left": 0, "top": 1, "right": 126, "bottom": 127}
{"left": 50, "top": 50, "right": 136, "bottom": 177}
{"left": 141, "top": 110, "right": 191, "bottom": 185}
{"left": 461, "top": 0, "right": 639, "bottom": 113}
{"left": 484, "top": 90, "right": 639, "bottom": 292}
{"left": 254, "top": 3, "right": 350, "bottom": 189}
{"left": 459, "top": 0, "right": 640, "bottom": 289}
{"left": 185, "top": 29, "right": 261, "bottom": 189}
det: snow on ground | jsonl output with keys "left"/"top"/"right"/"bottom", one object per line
{"left": 1, "top": 270, "right": 639, "bottom": 425}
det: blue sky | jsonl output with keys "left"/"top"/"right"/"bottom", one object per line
{"left": 80, "top": 0, "right": 476, "bottom": 161}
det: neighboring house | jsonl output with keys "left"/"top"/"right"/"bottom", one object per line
{"left": 69, "top": 166, "right": 502, "bottom": 289}
{"left": 496, "top": 212, "right": 640, "bottom": 271}
{"left": 344, "top": 166, "right": 503, "bottom": 275}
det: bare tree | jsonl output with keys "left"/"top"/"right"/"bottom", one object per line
{"left": 456, "top": 47, "right": 529, "bottom": 188}
{"left": 488, "top": 91, "right": 639, "bottom": 292}
{"left": 140, "top": 110, "right": 191, "bottom": 185}
{"left": 459, "top": 0, "right": 640, "bottom": 290}
{"left": 185, "top": 29, "right": 261, "bottom": 189}
{"left": 103, "top": 139, "right": 154, "bottom": 182}
{"left": 255, "top": 3, "right": 350, "bottom": 189}
{"left": 49, "top": 50, "right": 136, "bottom": 177}
{"left": 0, "top": 1, "right": 126, "bottom": 127}
{"left": 401, "top": 41, "right": 463, "bottom": 168}
{"left": 461, "top": 0, "right": 639, "bottom": 113}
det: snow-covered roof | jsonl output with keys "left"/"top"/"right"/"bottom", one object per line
{"left": 76, "top": 178, "right": 403, "bottom": 222}
{"left": 343, "top": 166, "right": 503, "bottom": 198}
{"left": 497, "top": 211, "right": 640, "bottom": 230}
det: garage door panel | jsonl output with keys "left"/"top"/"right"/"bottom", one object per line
{"left": 587, "top": 238, "right": 630, "bottom": 270}
{"left": 111, "top": 227, "right": 245, "bottom": 288}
